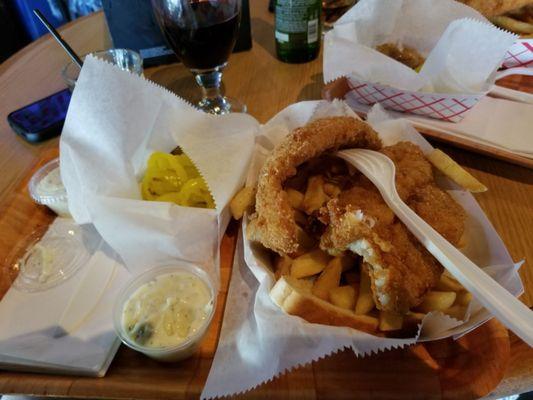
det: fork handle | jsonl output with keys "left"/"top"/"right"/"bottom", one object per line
{"left": 387, "top": 196, "right": 533, "bottom": 346}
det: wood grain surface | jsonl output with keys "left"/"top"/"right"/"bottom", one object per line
{"left": 0, "top": 1, "right": 532, "bottom": 399}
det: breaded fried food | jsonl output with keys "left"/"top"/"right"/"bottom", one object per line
{"left": 376, "top": 43, "right": 425, "bottom": 70}
{"left": 381, "top": 142, "right": 433, "bottom": 201}
{"left": 407, "top": 185, "right": 466, "bottom": 245}
{"left": 319, "top": 142, "right": 466, "bottom": 313}
{"left": 247, "top": 117, "right": 382, "bottom": 256}
{"left": 458, "top": 0, "right": 533, "bottom": 17}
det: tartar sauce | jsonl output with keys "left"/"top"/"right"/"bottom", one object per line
{"left": 121, "top": 272, "right": 213, "bottom": 348}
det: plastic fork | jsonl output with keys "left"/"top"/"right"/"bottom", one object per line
{"left": 337, "top": 148, "right": 533, "bottom": 346}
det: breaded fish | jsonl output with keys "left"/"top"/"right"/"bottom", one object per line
{"left": 247, "top": 117, "right": 382, "bottom": 256}
{"left": 459, "top": 0, "right": 533, "bottom": 17}
{"left": 320, "top": 142, "right": 466, "bottom": 313}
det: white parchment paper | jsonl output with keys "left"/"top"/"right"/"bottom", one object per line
{"left": 60, "top": 56, "right": 259, "bottom": 283}
{"left": 324, "top": 0, "right": 517, "bottom": 93}
{"left": 201, "top": 101, "right": 523, "bottom": 398}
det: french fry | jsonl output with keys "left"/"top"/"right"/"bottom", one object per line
{"left": 355, "top": 266, "right": 375, "bottom": 315}
{"left": 416, "top": 291, "right": 457, "bottom": 313}
{"left": 379, "top": 311, "right": 404, "bottom": 331}
{"left": 323, "top": 182, "right": 341, "bottom": 197}
{"left": 302, "top": 175, "right": 329, "bottom": 214}
{"left": 326, "top": 254, "right": 357, "bottom": 273}
{"left": 436, "top": 273, "right": 464, "bottom": 292}
{"left": 291, "top": 249, "right": 330, "bottom": 279}
{"left": 274, "top": 255, "right": 292, "bottom": 280}
{"left": 443, "top": 305, "right": 467, "bottom": 320}
{"left": 406, "top": 311, "right": 426, "bottom": 322}
{"left": 428, "top": 149, "right": 487, "bottom": 193}
{"left": 312, "top": 258, "right": 342, "bottom": 300}
{"left": 286, "top": 188, "right": 304, "bottom": 209}
{"left": 329, "top": 286, "right": 357, "bottom": 310}
{"left": 490, "top": 15, "right": 533, "bottom": 34}
{"left": 230, "top": 186, "right": 256, "bottom": 219}
{"left": 455, "top": 291, "right": 473, "bottom": 307}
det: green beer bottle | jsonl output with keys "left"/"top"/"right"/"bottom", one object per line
{"left": 275, "top": 0, "right": 322, "bottom": 63}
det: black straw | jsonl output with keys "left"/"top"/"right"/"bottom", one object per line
{"left": 33, "top": 9, "right": 84, "bottom": 68}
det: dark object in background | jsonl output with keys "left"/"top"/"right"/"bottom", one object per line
{"left": 323, "top": 0, "right": 356, "bottom": 28}
{"left": 102, "top": 0, "right": 252, "bottom": 68}
{"left": 7, "top": 89, "right": 71, "bottom": 143}
{"left": 275, "top": 0, "right": 321, "bottom": 63}
{"left": 11, "top": 0, "right": 69, "bottom": 40}
{"left": 63, "top": 0, "right": 102, "bottom": 19}
{"left": 0, "top": 1, "right": 30, "bottom": 62}
{"left": 269, "top": 0, "right": 274, "bottom": 12}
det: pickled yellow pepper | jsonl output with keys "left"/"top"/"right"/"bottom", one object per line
{"left": 141, "top": 151, "right": 215, "bottom": 209}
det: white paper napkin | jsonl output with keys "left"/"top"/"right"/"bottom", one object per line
{"left": 201, "top": 101, "right": 523, "bottom": 398}
{"left": 344, "top": 94, "right": 533, "bottom": 157}
{"left": 60, "top": 56, "right": 259, "bottom": 282}
{"left": 0, "top": 218, "right": 130, "bottom": 376}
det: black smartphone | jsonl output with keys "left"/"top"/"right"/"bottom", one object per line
{"left": 7, "top": 89, "right": 72, "bottom": 143}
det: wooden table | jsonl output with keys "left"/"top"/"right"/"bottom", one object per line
{"left": 0, "top": 2, "right": 531, "bottom": 398}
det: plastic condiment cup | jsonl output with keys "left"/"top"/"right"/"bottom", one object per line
{"left": 113, "top": 264, "right": 216, "bottom": 362}
{"left": 62, "top": 49, "right": 143, "bottom": 91}
{"left": 28, "top": 158, "right": 71, "bottom": 217}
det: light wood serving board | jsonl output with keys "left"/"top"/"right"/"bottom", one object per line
{"left": 0, "top": 152, "right": 524, "bottom": 400}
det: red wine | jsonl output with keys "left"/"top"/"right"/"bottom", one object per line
{"left": 160, "top": 2, "right": 240, "bottom": 70}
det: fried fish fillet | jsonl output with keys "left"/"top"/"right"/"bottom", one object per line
{"left": 320, "top": 142, "right": 466, "bottom": 313}
{"left": 458, "top": 0, "right": 533, "bottom": 17}
{"left": 247, "top": 117, "right": 382, "bottom": 256}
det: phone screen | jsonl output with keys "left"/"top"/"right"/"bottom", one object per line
{"left": 8, "top": 89, "right": 72, "bottom": 142}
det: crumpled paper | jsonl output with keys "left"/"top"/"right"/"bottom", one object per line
{"left": 60, "top": 55, "right": 259, "bottom": 283}
{"left": 201, "top": 100, "right": 523, "bottom": 398}
{"left": 324, "top": 0, "right": 517, "bottom": 93}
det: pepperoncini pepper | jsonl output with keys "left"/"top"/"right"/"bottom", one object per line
{"left": 141, "top": 151, "right": 215, "bottom": 209}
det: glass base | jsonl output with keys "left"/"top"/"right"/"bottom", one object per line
{"left": 197, "top": 96, "right": 247, "bottom": 115}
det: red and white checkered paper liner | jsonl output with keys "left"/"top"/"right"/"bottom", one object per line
{"left": 501, "top": 40, "right": 533, "bottom": 69}
{"left": 345, "top": 77, "right": 483, "bottom": 123}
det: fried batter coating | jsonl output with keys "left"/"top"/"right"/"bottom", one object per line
{"left": 407, "top": 185, "right": 466, "bottom": 246}
{"left": 381, "top": 142, "right": 434, "bottom": 200}
{"left": 376, "top": 43, "right": 425, "bottom": 70}
{"left": 458, "top": 0, "right": 533, "bottom": 17}
{"left": 320, "top": 143, "right": 466, "bottom": 313}
{"left": 247, "top": 117, "right": 382, "bottom": 256}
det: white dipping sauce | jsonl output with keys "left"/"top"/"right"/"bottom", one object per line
{"left": 33, "top": 166, "right": 70, "bottom": 217}
{"left": 37, "top": 167, "right": 63, "bottom": 193}
{"left": 121, "top": 272, "right": 213, "bottom": 348}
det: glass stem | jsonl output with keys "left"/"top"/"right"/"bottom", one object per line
{"left": 191, "top": 63, "right": 231, "bottom": 114}
{"left": 195, "top": 67, "right": 224, "bottom": 101}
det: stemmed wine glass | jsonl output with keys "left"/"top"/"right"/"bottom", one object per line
{"left": 151, "top": 0, "right": 246, "bottom": 115}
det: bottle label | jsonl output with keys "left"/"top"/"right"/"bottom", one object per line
{"left": 307, "top": 19, "right": 318, "bottom": 43}
{"left": 275, "top": 0, "right": 321, "bottom": 46}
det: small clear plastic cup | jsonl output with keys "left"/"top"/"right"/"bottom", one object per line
{"left": 28, "top": 158, "right": 70, "bottom": 217}
{"left": 113, "top": 264, "right": 216, "bottom": 362}
{"left": 8, "top": 222, "right": 100, "bottom": 293}
{"left": 62, "top": 49, "right": 143, "bottom": 91}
